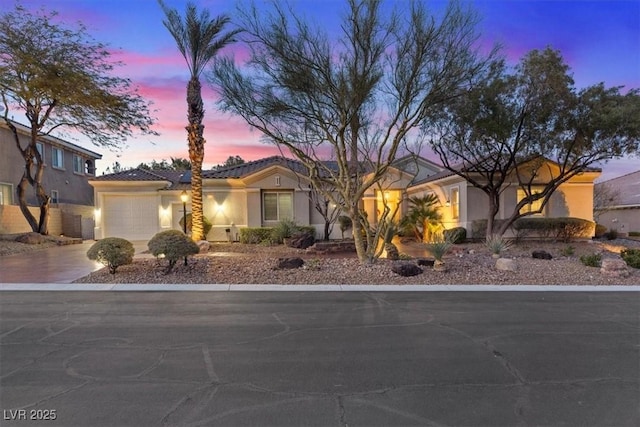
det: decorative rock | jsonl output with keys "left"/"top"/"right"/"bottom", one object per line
{"left": 496, "top": 258, "right": 517, "bottom": 272}
{"left": 384, "top": 243, "right": 399, "bottom": 260}
{"left": 600, "top": 259, "right": 629, "bottom": 278}
{"left": 286, "top": 232, "right": 315, "bottom": 249}
{"left": 417, "top": 258, "right": 435, "bottom": 267}
{"left": 197, "top": 240, "right": 211, "bottom": 253}
{"left": 391, "top": 261, "right": 423, "bottom": 277}
{"left": 532, "top": 250, "right": 553, "bottom": 260}
{"left": 276, "top": 257, "right": 305, "bottom": 269}
{"left": 15, "top": 232, "right": 47, "bottom": 245}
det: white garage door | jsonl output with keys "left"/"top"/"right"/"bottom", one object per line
{"left": 103, "top": 195, "right": 159, "bottom": 240}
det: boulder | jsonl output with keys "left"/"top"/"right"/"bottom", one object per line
{"left": 391, "top": 261, "right": 423, "bottom": 277}
{"left": 286, "top": 232, "right": 315, "bottom": 249}
{"left": 196, "top": 240, "right": 211, "bottom": 253}
{"left": 417, "top": 258, "right": 435, "bottom": 267}
{"left": 600, "top": 258, "right": 629, "bottom": 278}
{"left": 532, "top": 250, "right": 553, "bottom": 260}
{"left": 276, "top": 257, "right": 305, "bottom": 269}
{"left": 384, "top": 243, "right": 399, "bottom": 260}
{"left": 15, "top": 232, "right": 47, "bottom": 245}
{"left": 496, "top": 258, "right": 517, "bottom": 272}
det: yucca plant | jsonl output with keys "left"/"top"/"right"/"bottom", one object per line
{"left": 424, "top": 234, "right": 452, "bottom": 271}
{"left": 485, "top": 235, "right": 512, "bottom": 257}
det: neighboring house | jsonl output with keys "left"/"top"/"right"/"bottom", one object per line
{"left": 594, "top": 170, "right": 640, "bottom": 235}
{"left": 89, "top": 155, "right": 601, "bottom": 241}
{"left": 0, "top": 120, "right": 102, "bottom": 237}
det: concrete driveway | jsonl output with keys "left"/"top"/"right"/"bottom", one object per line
{"left": 0, "top": 291, "right": 638, "bottom": 427}
{"left": 0, "top": 241, "right": 149, "bottom": 284}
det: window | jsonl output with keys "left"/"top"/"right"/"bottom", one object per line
{"left": 85, "top": 160, "right": 95, "bottom": 175}
{"left": 52, "top": 147, "right": 64, "bottom": 169}
{"left": 0, "top": 183, "right": 13, "bottom": 205}
{"left": 35, "top": 142, "right": 44, "bottom": 164}
{"left": 517, "top": 188, "right": 545, "bottom": 215}
{"left": 263, "top": 191, "right": 293, "bottom": 221}
{"left": 450, "top": 187, "right": 460, "bottom": 220}
{"left": 51, "top": 190, "right": 59, "bottom": 204}
{"left": 73, "top": 155, "right": 84, "bottom": 174}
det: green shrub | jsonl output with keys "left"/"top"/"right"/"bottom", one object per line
{"left": 560, "top": 245, "right": 575, "bottom": 257}
{"left": 239, "top": 227, "right": 274, "bottom": 244}
{"left": 629, "top": 231, "right": 640, "bottom": 237}
{"left": 513, "top": 217, "right": 594, "bottom": 242}
{"left": 470, "top": 219, "right": 511, "bottom": 241}
{"left": 179, "top": 213, "right": 213, "bottom": 239}
{"left": 604, "top": 229, "right": 618, "bottom": 240}
{"left": 443, "top": 227, "right": 467, "bottom": 244}
{"left": 621, "top": 249, "right": 640, "bottom": 269}
{"left": 580, "top": 253, "right": 602, "bottom": 267}
{"left": 594, "top": 223, "right": 607, "bottom": 238}
{"left": 338, "top": 215, "right": 352, "bottom": 239}
{"left": 147, "top": 230, "right": 199, "bottom": 273}
{"left": 87, "top": 237, "right": 135, "bottom": 274}
{"left": 271, "top": 219, "right": 298, "bottom": 244}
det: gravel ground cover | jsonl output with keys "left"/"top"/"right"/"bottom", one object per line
{"left": 72, "top": 239, "right": 640, "bottom": 286}
{"left": 0, "top": 233, "right": 71, "bottom": 256}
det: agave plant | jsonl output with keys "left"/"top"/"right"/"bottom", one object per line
{"left": 485, "top": 235, "right": 512, "bottom": 257}
{"left": 424, "top": 235, "right": 452, "bottom": 262}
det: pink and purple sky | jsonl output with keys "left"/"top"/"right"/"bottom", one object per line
{"left": 8, "top": 0, "right": 640, "bottom": 181}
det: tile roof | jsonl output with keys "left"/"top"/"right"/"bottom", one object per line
{"left": 1, "top": 119, "right": 102, "bottom": 159}
{"left": 91, "top": 168, "right": 185, "bottom": 185}
{"left": 596, "top": 170, "right": 640, "bottom": 206}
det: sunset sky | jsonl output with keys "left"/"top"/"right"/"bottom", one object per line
{"left": 8, "top": 0, "right": 640, "bottom": 181}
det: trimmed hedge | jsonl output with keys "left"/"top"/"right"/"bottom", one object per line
{"left": 594, "top": 223, "right": 607, "bottom": 238}
{"left": 241, "top": 223, "right": 317, "bottom": 245}
{"left": 86, "top": 237, "right": 134, "bottom": 274}
{"left": 148, "top": 230, "right": 199, "bottom": 273}
{"left": 239, "top": 227, "right": 275, "bottom": 244}
{"left": 443, "top": 227, "right": 467, "bottom": 244}
{"left": 471, "top": 219, "right": 511, "bottom": 240}
{"left": 513, "top": 217, "right": 594, "bottom": 242}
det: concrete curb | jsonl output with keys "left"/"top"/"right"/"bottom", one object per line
{"left": 1, "top": 283, "right": 639, "bottom": 292}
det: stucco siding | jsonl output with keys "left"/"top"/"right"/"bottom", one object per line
{"left": 597, "top": 208, "right": 640, "bottom": 235}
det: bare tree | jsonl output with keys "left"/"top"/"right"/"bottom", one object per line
{"left": 593, "top": 182, "right": 622, "bottom": 223}
{"left": 211, "top": 0, "right": 496, "bottom": 262}
{"left": 0, "top": 5, "right": 156, "bottom": 234}
{"left": 429, "top": 47, "right": 640, "bottom": 238}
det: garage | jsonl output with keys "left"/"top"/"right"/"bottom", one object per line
{"left": 102, "top": 195, "right": 159, "bottom": 240}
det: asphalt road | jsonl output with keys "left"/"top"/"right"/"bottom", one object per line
{"left": 0, "top": 291, "right": 638, "bottom": 427}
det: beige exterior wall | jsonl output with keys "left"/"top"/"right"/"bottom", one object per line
{"left": 597, "top": 208, "right": 640, "bottom": 235}
{"left": 0, "top": 203, "right": 92, "bottom": 237}
{"left": 0, "top": 124, "right": 100, "bottom": 207}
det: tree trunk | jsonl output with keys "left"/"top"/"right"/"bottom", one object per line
{"left": 16, "top": 175, "right": 39, "bottom": 232}
{"left": 187, "top": 77, "right": 205, "bottom": 242}
{"left": 324, "top": 221, "right": 330, "bottom": 241}
{"left": 485, "top": 194, "right": 501, "bottom": 239}
{"left": 352, "top": 217, "right": 368, "bottom": 263}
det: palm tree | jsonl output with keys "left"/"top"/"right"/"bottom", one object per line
{"left": 400, "top": 194, "right": 443, "bottom": 243}
{"left": 158, "top": 0, "right": 240, "bottom": 241}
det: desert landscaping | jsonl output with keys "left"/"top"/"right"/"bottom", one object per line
{"left": 67, "top": 237, "right": 640, "bottom": 286}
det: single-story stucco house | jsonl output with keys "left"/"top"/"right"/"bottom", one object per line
{"left": 89, "top": 155, "right": 601, "bottom": 241}
{"left": 594, "top": 170, "right": 640, "bottom": 235}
